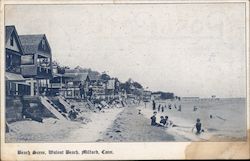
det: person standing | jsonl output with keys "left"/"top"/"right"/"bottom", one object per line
{"left": 195, "top": 118, "right": 202, "bottom": 134}
{"left": 152, "top": 100, "right": 156, "bottom": 111}
{"left": 150, "top": 111, "right": 157, "bottom": 126}
{"left": 79, "top": 83, "right": 85, "bottom": 100}
{"left": 158, "top": 104, "right": 161, "bottom": 112}
{"left": 88, "top": 86, "right": 93, "bottom": 101}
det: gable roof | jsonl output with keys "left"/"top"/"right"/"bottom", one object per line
{"left": 5, "top": 25, "right": 25, "bottom": 54}
{"left": 63, "top": 72, "right": 89, "bottom": 82}
{"left": 19, "top": 34, "right": 51, "bottom": 54}
{"left": 88, "top": 72, "right": 100, "bottom": 81}
{"left": 73, "top": 73, "right": 89, "bottom": 82}
{"left": 5, "top": 26, "right": 14, "bottom": 43}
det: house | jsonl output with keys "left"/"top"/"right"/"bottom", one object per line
{"left": 19, "top": 34, "right": 53, "bottom": 96}
{"left": 61, "top": 72, "right": 90, "bottom": 99}
{"left": 106, "top": 79, "right": 116, "bottom": 98}
{"left": 143, "top": 90, "right": 152, "bottom": 102}
{"left": 5, "top": 25, "right": 31, "bottom": 122}
{"left": 88, "top": 72, "right": 100, "bottom": 85}
{"left": 5, "top": 26, "right": 30, "bottom": 96}
{"left": 151, "top": 93, "right": 161, "bottom": 100}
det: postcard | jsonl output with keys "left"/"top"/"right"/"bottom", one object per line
{"left": 1, "top": 0, "right": 249, "bottom": 160}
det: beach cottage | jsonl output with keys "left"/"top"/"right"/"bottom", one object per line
{"left": 5, "top": 26, "right": 30, "bottom": 96}
{"left": 5, "top": 26, "right": 31, "bottom": 122}
{"left": 62, "top": 72, "right": 90, "bottom": 99}
{"left": 19, "top": 34, "right": 53, "bottom": 96}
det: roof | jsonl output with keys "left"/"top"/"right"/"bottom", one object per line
{"left": 63, "top": 72, "right": 79, "bottom": 78}
{"left": 63, "top": 72, "right": 89, "bottom": 82}
{"left": 88, "top": 73, "right": 100, "bottom": 81}
{"left": 5, "top": 25, "right": 25, "bottom": 54}
{"left": 19, "top": 34, "right": 51, "bottom": 54}
{"left": 5, "top": 26, "right": 14, "bottom": 44}
{"left": 72, "top": 73, "right": 89, "bottom": 82}
{"left": 5, "top": 72, "right": 26, "bottom": 81}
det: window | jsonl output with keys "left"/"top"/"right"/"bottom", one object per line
{"left": 41, "top": 39, "right": 46, "bottom": 50}
{"left": 21, "top": 55, "right": 34, "bottom": 65}
{"left": 10, "top": 34, "right": 14, "bottom": 46}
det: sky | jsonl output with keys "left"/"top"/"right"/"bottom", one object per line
{"left": 5, "top": 3, "right": 247, "bottom": 98}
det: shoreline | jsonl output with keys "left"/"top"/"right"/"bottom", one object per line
{"left": 100, "top": 105, "right": 176, "bottom": 142}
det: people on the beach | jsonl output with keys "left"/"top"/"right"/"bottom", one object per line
{"left": 150, "top": 111, "right": 157, "bottom": 126}
{"left": 79, "top": 83, "right": 85, "bottom": 99}
{"left": 160, "top": 116, "right": 166, "bottom": 126}
{"left": 152, "top": 100, "right": 156, "bottom": 110}
{"left": 165, "top": 116, "right": 169, "bottom": 126}
{"left": 161, "top": 105, "right": 164, "bottom": 113}
{"left": 168, "top": 103, "right": 172, "bottom": 109}
{"left": 178, "top": 104, "right": 182, "bottom": 111}
{"left": 68, "top": 105, "right": 78, "bottom": 120}
{"left": 193, "top": 106, "right": 198, "bottom": 111}
{"left": 88, "top": 86, "right": 93, "bottom": 101}
{"left": 195, "top": 118, "right": 202, "bottom": 135}
{"left": 150, "top": 111, "right": 165, "bottom": 127}
{"left": 158, "top": 104, "right": 161, "bottom": 112}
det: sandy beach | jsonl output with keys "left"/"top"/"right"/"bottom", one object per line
{"left": 6, "top": 106, "right": 124, "bottom": 143}
{"left": 5, "top": 98, "right": 246, "bottom": 142}
{"left": 100, "top": 105, "right": 175, "bottom": 142}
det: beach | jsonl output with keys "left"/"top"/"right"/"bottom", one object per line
{"left": 6, "top": 98, "right": 247, "bottom": 142}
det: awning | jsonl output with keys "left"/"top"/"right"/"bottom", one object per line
{"left": 15, "top": 82, "right": 31, "bottom": 86}
{"left": 5, "top": 72, "right": 26, "bottom": 81}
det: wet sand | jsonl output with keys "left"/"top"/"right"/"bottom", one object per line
{"left": 100, "top": 105, "right": 175, "bottom": 142}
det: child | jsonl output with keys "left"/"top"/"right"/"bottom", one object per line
{"left": 195, "top": 118, "right": 202, "bottom": 134}
{"left": 165, "top": 116, "right": 169, "bottom": 126}
{"left": 160, "top": 116, "right": 166, "bottom": 126}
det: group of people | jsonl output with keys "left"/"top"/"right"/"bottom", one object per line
{"left": 152, "top": 100, "right": 182, "bottom": 112}
{"left": 151, "top": 100, "right": 203, "bottom": 135}
{"left": 79, "top": 83, "right": 93, "bottom": 101}
{"left": 150, "top": 111, "right": 173, "bottom": 127}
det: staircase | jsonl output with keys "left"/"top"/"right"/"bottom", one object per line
{"left": 57, "top": 96, "right": 72, "bottom": 113}
{"left": 86, "top": 99, "right": 95, "bottom": 110}
{"left": 39, "top": 96, "right": 67, "bottom": 120}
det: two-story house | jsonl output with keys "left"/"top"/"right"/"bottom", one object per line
{"left": 5, "top": 26, "right": 30, "bottom": 96}
{"left": 19, "top": 34, "right": 53, "bottom": 96}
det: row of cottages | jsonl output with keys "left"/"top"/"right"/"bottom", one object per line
{"left": 6, "top": 26, "right": 118, "bottom": 100}
{"left": 5, "top": 26, "right": 53, "bottom": 97}
{"left": 49, "top": 68, "right": 91, "bottom": 99}
{"left": 50, "top": 68, "right": 119, "bottom": 100}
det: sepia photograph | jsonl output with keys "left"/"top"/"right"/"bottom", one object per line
{"left": 1, "top": 0, "right": 249, "bottom": 160}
